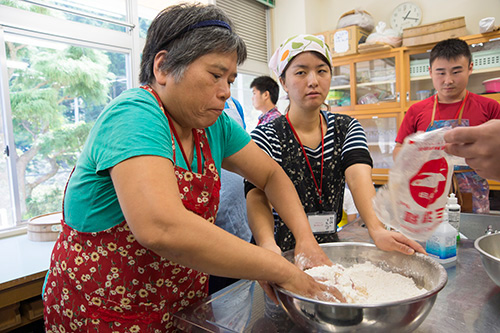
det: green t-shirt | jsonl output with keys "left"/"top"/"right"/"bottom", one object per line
{"left": 64, "top": 88, "right": 251, "bottom": 232}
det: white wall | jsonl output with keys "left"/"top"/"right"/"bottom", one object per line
{"left": 271, "top": 0, "right": 500, "bottom": 52}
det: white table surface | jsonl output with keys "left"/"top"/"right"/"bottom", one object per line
{"left": 0, "top": 234, "right": 55, "bottom": 286}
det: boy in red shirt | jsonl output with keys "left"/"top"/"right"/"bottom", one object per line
{"left": 394, "top": 38, "right": 500, "bottom": 213}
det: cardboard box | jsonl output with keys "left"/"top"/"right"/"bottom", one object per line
{"left": 402, "top": 17, "right": 466, "bottom": 47}
{"left": 316, "top": 26, "right": 370, "bottom": 57}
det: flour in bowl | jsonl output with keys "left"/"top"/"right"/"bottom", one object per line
{"left": 305, "top": 262, "right": 427, "bottom": 304}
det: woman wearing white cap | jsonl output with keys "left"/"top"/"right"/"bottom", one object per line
{"left": 245, "top": 34, "right": 425, "bottom": 256}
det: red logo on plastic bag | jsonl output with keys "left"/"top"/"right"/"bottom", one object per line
{"left": 409, "top": 157, "right": 448, "bottom": 208}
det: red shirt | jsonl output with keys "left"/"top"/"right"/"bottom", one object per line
{"left": 396, "top": 92, "right": 500, "bottom": 143}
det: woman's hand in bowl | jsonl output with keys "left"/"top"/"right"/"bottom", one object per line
{"left": 278, "top": 267, "right": 346, "bottom": 303}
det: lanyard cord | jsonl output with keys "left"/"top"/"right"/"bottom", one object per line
{"left": 286, "top": 112, "right": 325, "bottom": 204}
{"left": 142, "top": 85, "right": 202, "bottom": 172}
{"left": 431, "top": 91, "right": 469, "bottom": 124}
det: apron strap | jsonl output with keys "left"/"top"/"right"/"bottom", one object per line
{"left": 430, "top": 94, "right": 438, "bottom": 124}
{"left": 429, "top": 91, "right": 468, "bottom": 127}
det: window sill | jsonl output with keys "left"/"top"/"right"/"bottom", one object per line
{"left": 0, "top": 225, "right": 27, "bottom": 240}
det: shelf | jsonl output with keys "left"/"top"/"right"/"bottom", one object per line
{"left": 410, "top": 66, "right": 500, "bottom": 81}
{"left": 410, "top": 76, "right": 431, "bottom": 81}
{"left": 330, "top": 84, "right": 350, "bottom": 90}
{"left": 357, "top": 80, "right": 396, "bottom": 87}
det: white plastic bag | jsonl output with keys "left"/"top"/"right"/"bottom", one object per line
{"left": 337, "top": 9, "right": 375, "bottom": 32}
{"left": 479, "top": 17, "right": 496, "bottom": 33}
{"left": 373, "top": 128, "right": 454, "bottom": 241}
{"left": 365, "top": 22, "right": 402, "bottom": 47}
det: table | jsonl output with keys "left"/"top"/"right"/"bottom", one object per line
{"left": 174, "top": 220, "right": 500, "bottom": 332}
{"left": 0, "top": 234, "right": 55, "bottom": 331}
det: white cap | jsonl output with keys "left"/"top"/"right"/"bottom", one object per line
{"left": 448, "top": 193, "right": 458, "bottom": 205}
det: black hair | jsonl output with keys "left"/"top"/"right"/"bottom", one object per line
{"left": 430, "top": 38, "right": 471, "bottom": 67}
{"left": 250, "top": 76, "right": 280, "bottom": 105}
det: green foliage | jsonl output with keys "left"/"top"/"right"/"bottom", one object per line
{"left": 24, "top": 188, "right": 62, "bottom": 219}
{"left": 0, "top": 0, "right": 53, "bottom": 15}
{"left": 2, "top": 0, "right": 127, "bottom": 219}
{"left": 38, "top": 122, "right": 94, "bottom": 164}
{"left": 6, "top": 41, "right": 113, "bottom": 217}
{"left": 9, "top": 46, "right": 112, "bottom": 148}
{"left": 10, "top": 88, "right": 62, "bottom": 141}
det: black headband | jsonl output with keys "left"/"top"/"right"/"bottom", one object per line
{"left": 182, "top": 20, "right": 231, "bottom": 34}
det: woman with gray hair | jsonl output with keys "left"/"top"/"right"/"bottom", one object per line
{"left": 43, "top": 4, "right": 342, "bottom": 332}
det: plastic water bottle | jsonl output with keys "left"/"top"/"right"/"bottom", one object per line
{"left": 446, "top": 193, "right": 461, "bottom": 242}
{"left": 426, "top": 211, "right": 457, "bottom": 266}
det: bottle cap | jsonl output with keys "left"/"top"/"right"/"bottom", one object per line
{"left": 448, "top": 193, "right": 458, "bottom": 205}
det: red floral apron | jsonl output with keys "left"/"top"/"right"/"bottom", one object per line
{"left": 44, "top": 86, "right": 221, "bottom": 332}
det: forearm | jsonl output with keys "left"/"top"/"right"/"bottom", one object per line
{"left": 345, "top": 164, "right": 426, "bottom": 255}
{"left": 261, "top": 166, "right": 316, "bottom": 244}
{"left": 345, "top": 164, "right": 385, "bottom": 234}
{"left": 137, "top": 208, "right": 298, "bottom": 284}
{"left": 246, "top": 188, "right": 276, "bottom": 247}
{"left": 225, "top": 142, "right": 316, "bottom": 247}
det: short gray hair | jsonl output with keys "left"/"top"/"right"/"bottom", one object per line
{"left": 139, "top": 3, "right": 247, "bottom": 84}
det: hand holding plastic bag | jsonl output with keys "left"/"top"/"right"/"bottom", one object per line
{"left": 373, "top": 128, "right": 454, "bottom": 241}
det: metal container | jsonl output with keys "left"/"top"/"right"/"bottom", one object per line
{"left": 274, "top": 242, "right": 447, "bottom": 332}
{"left": 474, "top": 233, "right": 500, "bottom": 287}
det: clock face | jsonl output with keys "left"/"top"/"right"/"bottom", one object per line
{"left": 390, "top": 2, "right": 422, "bottom": 34}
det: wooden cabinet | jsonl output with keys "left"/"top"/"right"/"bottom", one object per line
{"left": 327, "top": 30, "right": 500, "bottom": 189}
{"left": 0, "top": 272, "right": 45, "bottom": 332}
{"left": 328, "top": 48, "right": 405, "bottom": 113}
{"left": 404, "top": 31, "right": 500, "bottom": 106}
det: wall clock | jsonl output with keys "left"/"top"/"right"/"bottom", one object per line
{"left": 390, "top": 2, "right": 422, "bottom": 35}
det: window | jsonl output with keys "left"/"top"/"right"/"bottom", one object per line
{"left": 216, "top": 0, "right": 269, "bottom": 74}
{"left": 0, "top": 1, "right": 136, "bottom": 229}
{"left": 1, "top": 0, "right": 130, "bottom": 32}
{"left": 231, "top": 73, "right": 261, "bottom": 132}
{"left": 4, "top": 33, "right": 128, "bottom": 221}
{"left": 217, "top": 0, "right": 272, "bottom": 131}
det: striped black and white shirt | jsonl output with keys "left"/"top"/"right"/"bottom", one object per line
{"left": 245, "top": 111, "right": 373, "bottom": 251}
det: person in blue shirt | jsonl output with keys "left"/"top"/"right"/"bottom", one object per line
{"left": 209, "top": 97, "right": 252, "bottom": 293}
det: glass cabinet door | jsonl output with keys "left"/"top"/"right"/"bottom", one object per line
{"left": 408, "top": 51, "right": 433, "bottom": 102}
{"left": 408, "top": 38, "right": 500, "bottom": 103}
{"left": 355, "top": 57, "right": 398, "bottom": 107}
{"left": 355, "top": 114, "right": 399, "bottom": 170}
{"left": 468, "top": 38, "right": 500, "bottom": 97}
{"left": 327, "top": 64, "right": 351, "bottom": 109}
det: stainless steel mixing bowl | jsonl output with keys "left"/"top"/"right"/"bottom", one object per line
{"left": 474, "top": 233, "right": 500, "bottom": 287}
{"left": 274, "top": 242, "right": 448, "bottom": 332}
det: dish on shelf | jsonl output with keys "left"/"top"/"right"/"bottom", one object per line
{"left": 482, "top": 77, "right": 500, "bottom": 93}
{"left": 331, "top": 75, "right": 350, "bottom": 86}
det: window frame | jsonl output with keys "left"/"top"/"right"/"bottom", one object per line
{"left": 0, "top": 3, "right": 138, "bottom": 226}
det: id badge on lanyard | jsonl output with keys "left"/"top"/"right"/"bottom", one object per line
{"left": 307, "top": 211, "right": 337, "bottom": 234}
